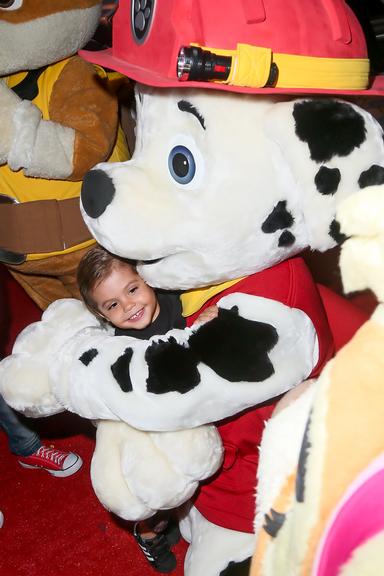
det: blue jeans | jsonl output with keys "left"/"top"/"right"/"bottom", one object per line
{"left": 0, "top": 394, "right": 41, "bottom": 456}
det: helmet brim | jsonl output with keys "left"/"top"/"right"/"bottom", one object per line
{"left": 80, "top": 47, "right": 384, "bottom": 96}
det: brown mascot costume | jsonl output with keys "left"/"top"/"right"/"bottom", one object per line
{"left": 0, "top": 0, "right": 128, "bottom": 310}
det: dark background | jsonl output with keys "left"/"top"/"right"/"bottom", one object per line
{"left": 347, "top": 0, "right": 384, "bottom": 73}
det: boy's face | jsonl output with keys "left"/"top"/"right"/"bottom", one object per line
{"left": 92, "top": 263, "right": 160, "bottom": 330}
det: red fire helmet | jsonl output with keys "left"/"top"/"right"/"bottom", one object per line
{"left": 80, "top": 0, "right": 384, "bottom": 95}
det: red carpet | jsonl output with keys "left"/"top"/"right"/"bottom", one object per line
{"left": 0, "top": 266, "right": 187, "bottom": 576}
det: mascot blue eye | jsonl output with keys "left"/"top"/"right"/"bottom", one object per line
{"left": 168, "top": 145, "right": 196, "bottom": 184}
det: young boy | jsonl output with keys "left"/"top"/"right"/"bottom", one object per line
{"left": 77, "top": 245, "right": 216, "bottom": 573}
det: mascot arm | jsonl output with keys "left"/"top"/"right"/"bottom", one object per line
{"left": 0, "top": 299, "right": 103, "bottom": 417}
{"left": 0, "top": 296, "right": 223, "bottom": 520}
{"left": 1, "top": 58, "right": 118, "bottom": 180}
{"left": 91, "top": 421, "right": 223, "bottom": 521}
{"left": 0, "top": 293, "right": 318, "bottom": 429}
{"left": 49, "top": 58, "right": 120, "bottom": 180}
{"left": 48, "top": 292, "right": 318, "bottom": 430}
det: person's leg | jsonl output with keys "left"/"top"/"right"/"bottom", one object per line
{"left": 0, "top": 394, "right": 83, "bottom": 477}
{"left": 134, "top": 511, "right": 179, "bottom": 573}
{"left": 138, "top": 511, "right": 170, "bottom": 538}
{"left": 0, "top": 394, "right": 41, "bottom": 456}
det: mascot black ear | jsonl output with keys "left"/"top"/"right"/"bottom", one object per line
{"left": 292, "top": 99, "right": 366, "bottom": 163}
{"left": 189, "top": 306, "right": 278, "bottom": 382}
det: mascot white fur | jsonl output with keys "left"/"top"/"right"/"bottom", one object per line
{"left": 1, "top": 1, "right": 384, "bottom": 574}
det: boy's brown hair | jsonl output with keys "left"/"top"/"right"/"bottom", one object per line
{"left": 77, "top": 244, "right": 136, "bottom": 318}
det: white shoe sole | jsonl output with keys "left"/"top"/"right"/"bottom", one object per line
{"left": 18, "top": 455, "right": 83, "bottom": 478}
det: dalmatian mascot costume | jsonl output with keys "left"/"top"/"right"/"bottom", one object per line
{"left": 0, "top": 0, "right": 128, "bottom": 310}
{"left": 1, "top": 1, "right": 384, "bottom": 574}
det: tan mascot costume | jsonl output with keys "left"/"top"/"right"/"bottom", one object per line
{"left": 0, "top": 0, "right": 128, "bottom": 310}
{"left": 1, "top": 1, "right": 384, "bottom": 575}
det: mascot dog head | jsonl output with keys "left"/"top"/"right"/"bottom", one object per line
{"left": 80, "top": 0, "right": 384, "bottom": 290}
{"left": 80, "top": 89, "right": 384, "bottom": 290}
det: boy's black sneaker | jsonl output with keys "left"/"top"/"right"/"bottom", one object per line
{"left": 133, "top": 523, "right": 177, "bottom": 573}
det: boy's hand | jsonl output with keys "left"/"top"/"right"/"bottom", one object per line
{"left": 195, "top": 305, "right": 219, "bottom": 325}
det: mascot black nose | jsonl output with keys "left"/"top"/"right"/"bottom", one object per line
{"left": 81, "top": 169, "right": 116, "bottom": 219}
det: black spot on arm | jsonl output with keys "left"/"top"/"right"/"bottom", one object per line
{"left": 263, "top": 509, "right": 286, "bottom": 538}
{"left": 293, "top": 99, "right": 366, "bottom": 163}
{"left": 261, "top": 200, "right": 294, "bottom": 233}
{"left": 315, "top": 166, "right": 341, "bottom": 195}
{"left": 189, "top": 306, "right": 278, "bottom": 382}
{"left": 79, "top": 348, "right": 98, "bottom": 366}
{"left": 358, "top": 164, "right": 384, "bottom": 188}
{"left": 111, "top": 347, "right": 134, "bottom": 393}
{"left": 145, "top": 337, "right": 201, "bottom": 394}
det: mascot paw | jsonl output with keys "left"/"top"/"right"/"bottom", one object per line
{"left": 190, "top": 300, "right": 278, "bottom": 382}
{"left": 0, "top": 298, "right": 103, "bottom": 416}
{"left": 91, "top": 421, "right": 223, "bottom": 521}
{"left": 337, "top": 185, "right": 384, "bottom": 303}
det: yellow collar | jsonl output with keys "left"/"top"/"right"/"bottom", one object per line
{"left": 181, "top": 277, "right": 244, "bottom": 317}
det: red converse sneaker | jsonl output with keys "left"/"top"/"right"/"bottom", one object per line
{"left": 18, "top": 445, "right": 83, "bottom": 477}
